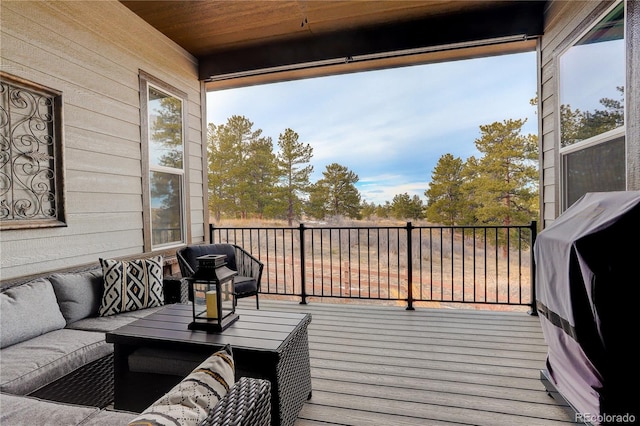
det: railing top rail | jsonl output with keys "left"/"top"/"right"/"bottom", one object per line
{"left": 212, "top": 226, "right": 408, "bottom": 231}
{"left": 211, "top": 223, "right": 536, "bottom": 231}
{"left": 414, "top": 224, "right": 535, "bottom": 230}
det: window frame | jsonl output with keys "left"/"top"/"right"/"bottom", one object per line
{"left": 139, "top": 71, "right": 188, "bottom": 251}
{"left": 557, "top": 0, "right": 627, "bottom": 211}
{"left": 0, "top": 72, "right": 66, "bottom": 230}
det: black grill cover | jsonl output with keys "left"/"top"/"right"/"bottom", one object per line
{"left": 534, "top": 191, "right": 640, "bottom": 419}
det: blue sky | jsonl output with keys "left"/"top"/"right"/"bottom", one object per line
{"left": 206, "top": 51, "right": 537, "bottom": 205}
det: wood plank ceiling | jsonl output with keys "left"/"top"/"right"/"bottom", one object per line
{"left": 120, "top": 1, "right": 546, "bottom": 90}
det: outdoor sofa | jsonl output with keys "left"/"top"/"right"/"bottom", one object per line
{"left": 0, "top": 255, "right": 271, "bottom": 425}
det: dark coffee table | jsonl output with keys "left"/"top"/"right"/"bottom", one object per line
{"left": 106, "top": 304, "right": 312, "bottom": 426}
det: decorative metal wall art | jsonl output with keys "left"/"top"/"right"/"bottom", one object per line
{"left": 0, "top": 73, "right": 64, "bottom": 228}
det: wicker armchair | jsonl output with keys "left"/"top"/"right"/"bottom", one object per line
{"left": 177, "top": 244, "right": 264, "bottom": 309}
{"left": 205, "top": 376, "right": 271, "bottom": 426}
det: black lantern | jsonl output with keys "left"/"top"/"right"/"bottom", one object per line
{"left": 187, "top": 254, "right": 239, "bottom": 332}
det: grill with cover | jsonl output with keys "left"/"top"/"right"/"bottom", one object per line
{"left": 534, "top": 191, "right": 640, "bottom": 423}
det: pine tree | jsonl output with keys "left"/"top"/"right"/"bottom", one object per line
{"left": 276, "top": 128, "right": 313, "bottom": 226}
{"left": 376, "top": 201, "right": 391, "bottom": 218}
{"left": 360, "top": 201, "right": 377, "bottom": 219}
{"left": 425, "top": 153, "right": 466, "bottom": 225}
{"left": 308, "top": 163, "right": 361, "bottom": 219}
{"left": 466, "top": 119, "right": 538, "bottom": 227}
{"left": 207, "top": 123, "right": 226, "bottom": 222}
{"left": 391, "top": 193, "right": 425, "bottom": 220}
{"left": 245, "top": 137, "right": 279, "bottom": 219}
{"left": 208, "top": 116, "right": 273, "bottom": 220}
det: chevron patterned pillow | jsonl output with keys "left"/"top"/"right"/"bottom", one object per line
{"left": 99, "top": 256, "right": 164, "bottom": 316}
{"left": 128, "top": 345, "right": 235, "bottom": 426}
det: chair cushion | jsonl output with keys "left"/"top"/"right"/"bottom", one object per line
{"left": 99, "top": 256, "right": 164, "bottom": 316}
{"left": 0, "top": 278, "right": 66, "bottom": 348}
{"left": 49, "top": 269, "right": 103, "bottom": 324}
{"left": 234, "top": 275, "right": 257, "bottom": 296}
{"left": 128, "top": 345, "right": 235, "bottom": 426}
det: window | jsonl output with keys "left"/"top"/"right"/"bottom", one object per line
{"left": 559, "top": 1, "right": 625, "bottom": 209}
{"left": 140, "top": 73, "right": 186, "bottom": 249}
{"left": 0, "top": 73, "right": 65, "bottom": 229}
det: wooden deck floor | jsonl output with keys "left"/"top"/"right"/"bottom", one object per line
{"left": 238, "top": 298, "right": 577, "bottom": 426}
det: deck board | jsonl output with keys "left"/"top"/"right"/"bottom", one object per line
{"left": 238, "top": 298, "right": 576, "bottom": 425}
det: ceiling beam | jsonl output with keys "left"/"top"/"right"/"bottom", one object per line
{"left": 199, "top": 1, "right": 545, "bottom": 82}
{"left": 204, "top": 38, "right": 537, "bottom": 91}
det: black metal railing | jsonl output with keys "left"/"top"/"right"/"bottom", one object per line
{"left": 210, "top": 221, "right": 537, "bottom": 313}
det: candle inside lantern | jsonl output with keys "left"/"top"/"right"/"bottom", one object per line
{"left": 205, "top": 290, "right": 218, "bottom": 318}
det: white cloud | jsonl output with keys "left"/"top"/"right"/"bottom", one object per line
{"left": 358, "top": 176, "right": 431, "bottom": 205}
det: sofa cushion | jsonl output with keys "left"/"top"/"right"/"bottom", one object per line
{"left": 0, "top": 393, "right": 101, "bottom": 426}
{"left": 66, "top": 305, "right": 166, "bottom": 333}
{"left": 0, "top": 278, "right": 66, "bottom": 349}
{"left": 49, "top": 269, "right": 103, "bottom": 324}
{"left": 128, "top": 345, "right": 235, "bottom": 426}
{"left": 0, "top": 329, "right": 111, "bottom": 395}
{"left": 99, "top": 256, "right": 164, "bottom": 316}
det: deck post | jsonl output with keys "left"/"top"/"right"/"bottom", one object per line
{"left": 406, "top": 221, "right": 415, "bottom": 311}
{"left": 299, "top": 223, "right": 307, "bottom": 305}
{"left": 528, "top": 220, "right": 538, "bottom": 316}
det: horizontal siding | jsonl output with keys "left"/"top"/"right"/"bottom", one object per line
{"left": 190, "top": 210, "right": 206, "bottom": 242}
{"left": 65, "top": 127, "right": 142, "bottom": 160}
{"left": 0, "top": 230, "right": 142, "bottom": 277}
{"left": 66, "top": 150, "right": 142, "bottom": 180}
{"left": 65, "top": 170, "right": 142, "bottom": 195}
{"left": 67, "top": 193, "right": 142, "bottom": 216}
{"left": 0, "top": 1, "right": 205, "bottom": 279}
